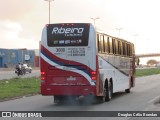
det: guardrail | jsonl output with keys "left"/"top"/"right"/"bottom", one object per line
{"left": 136, "top": 53, "right": 160, "bottom": 58}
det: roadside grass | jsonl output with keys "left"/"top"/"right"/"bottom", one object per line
{"left": 0, "top": 77, "right": 40, "bottom": 101}
{"left": 135, "top": 67, "right": 160, "bottom": 77}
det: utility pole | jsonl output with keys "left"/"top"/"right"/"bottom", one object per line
{"left": 90, "top": 17, "right": 100, "bottom": 26}
{"left": 44, "top": 0, "right": 54, "bottom": 24}
{"left": 116, "top": 28, "right": 123, "bottom": 37}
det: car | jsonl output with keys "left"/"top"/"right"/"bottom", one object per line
{"left": 22, "top": 64, "right": 32, "bottom": 73}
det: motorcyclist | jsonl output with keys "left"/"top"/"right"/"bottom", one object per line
{"left": 15, "top": 63, "right": 22, "bottom": 75}
{"left": 21, "top": 63, "right": 26, "bottom": 75}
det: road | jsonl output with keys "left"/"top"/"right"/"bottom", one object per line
{"left": 0, "top": 74, "right": 160, "bottom": 120}
{"left": 0, "top": 70, "right": 40, "bottom": 80}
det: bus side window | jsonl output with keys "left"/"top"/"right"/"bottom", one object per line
{"left": 129, "top": 44, "right": 132, "bottom": 56}
{"left": 118, "top": 40, "right": 122, "bottom": 55}
{"left": 100, "top": 35, "right": 104, "bottom": 53}
{"left": 127, "top": 44, "right": 129, "bottom": 56}
{"left": 99, "top": 35, "right": 102, "bottom": 53}
{"left": 112, "top": 38, "right": 115, "bottom": 54}
{"left": 104, "top": 35, "right": 108, "bottom": 53}
{"left": 127, "top": 44, "right": 130, "bottom": 56}
{"left": 103, "top": 35, "right": 106, "bottom": 53}
{"left": 120, "top": 41, "right": 123, "bottom": 55}
{"left": 97, "top": 34, "right": 101, "bottom": 53}
{"left": 109, "top": 37, "right": 113, "bottom": 54}
{"left": 122, "top": 42, "right": 127, "bottom": 56}
{"left": 130, "top": 44, "right": 133, "bottom": 56}
{"left": 115, "top": 39, "right": 118, "bottom": 55}
{"left": 125, "top": 43, "right": 128, "bottom": 56}
{"left": 107, "top": 37, "right": 110, "bottom": 53}
{"left": 122, "top": 42, "right": 125, "bottom": 56}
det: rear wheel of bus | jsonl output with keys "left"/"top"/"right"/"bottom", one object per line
{"left": 125, "top": 88, "right": 130, "bottom": 93}
{"left": 105, "top": 81, "right": 113, "bottom": 101}
{"left": 53, "top": 95, "right": 63, "bottom": 103}
{"left": 97, "top": 80, "right": 113, "bottom": 103}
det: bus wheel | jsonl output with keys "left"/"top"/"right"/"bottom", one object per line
{"left": 105, "top": 82, "right": 112, "bottom": 101}
{"left": 102, "top": 87, "right": 107, "bottom": 102}
{"left": 54, "top": 95, "right": 63, "bottom": 103}
{"left": 96, "top": 85, "right": 107, "bottom": 103}
{"left": 125, "top": 88, "right": 130, "bottom": 93}
{"left": 95, "top": 88, "right": 106, "bottom": 103}
{"left": 53, "top": 96, "right": 59, "bottom": 103}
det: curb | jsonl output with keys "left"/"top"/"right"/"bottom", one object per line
{"left": 0, "top": 93, "right": 40, "bottom": 102}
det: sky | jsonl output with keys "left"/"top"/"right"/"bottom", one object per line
{"left": 1, "top": 0, "right": 160, "bottom": 64}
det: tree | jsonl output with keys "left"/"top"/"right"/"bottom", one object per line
{"left": 147, "top": 59, "right": 157, "bottom": 65}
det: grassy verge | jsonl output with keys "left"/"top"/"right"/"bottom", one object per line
{"left": 0, "top": 77, "right": 40, "bottom": 101}
{"left": 135, "top": 67, "right": 160, "bottom": 77}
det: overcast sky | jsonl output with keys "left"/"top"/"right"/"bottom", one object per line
{"left": 0, "top": 0, "right": 160, "bottom": 61}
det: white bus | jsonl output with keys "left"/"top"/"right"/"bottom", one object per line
{"left": 40, "top": 23, "right": 135, "bottom": 103}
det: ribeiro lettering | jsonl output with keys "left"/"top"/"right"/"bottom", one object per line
{"left": 52, "top": 27, "right": 84, "bottom": 34}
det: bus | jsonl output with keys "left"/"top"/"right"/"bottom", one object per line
{"left": 40, "top": 23, "right": 135, "bottom": 103}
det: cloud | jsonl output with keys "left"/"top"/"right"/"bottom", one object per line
{"left": 0, "top": 20, "right": 39, "bottom": 49}
{"left": 0, "top": 0, "right": 41, "bottom": 49}
{"left": 3, "top": 21, "right": 22, "bottom": 40}
{"left": 0, "top": 20, "right": 22, "bottom": 39}
{"left": 0, "top": 0, "right": 37, "bottom": 20}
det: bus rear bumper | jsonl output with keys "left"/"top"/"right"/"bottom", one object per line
{"left": 41, "top": 85, "right": 96, "bottom": 96}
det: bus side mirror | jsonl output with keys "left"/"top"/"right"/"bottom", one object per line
{"left": 135, "top": 58, "right": 140, "bottom": 66}
{"left": 137, "top": 58, "right": 140, "bottom": 66}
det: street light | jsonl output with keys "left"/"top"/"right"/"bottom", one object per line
{"left": 90, "top": 17, "right": 100, "bottom": 26}
{"left": 44, "top": 0, "right": 54, "bottom": 24}
{"left": 116, "top": 28, "right": 123, "bottom": 37}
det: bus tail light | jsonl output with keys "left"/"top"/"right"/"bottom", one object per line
{"left": 91, "top": 71, "right": 97, "bottom": 80}
{"left": 41, "top": 72, "right": 46, "bottom": 80}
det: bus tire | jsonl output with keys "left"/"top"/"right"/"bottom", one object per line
{"left": 105, "top": 81, "right": 112, "bottom": 101}
{"left": 95, "top": 88, "right": 106, "bottom": 103}
{"left": 125, "top": 88, "right": 130, "bottom": 93}
{"left": 97, "top": 81, "right": 113, "bottom": 103}
{"left": 53, "top": 95, "right": 64, "bottom": 103}
{"left": 96, "top": 96, "right": 105, "bottom": 103}
{"left": 101, "top": 87, "right": 107, "bottom": 103}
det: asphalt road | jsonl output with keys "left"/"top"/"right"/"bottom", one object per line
{"left": 0, "top": 74, "right": 160, "bottom": 120}
{"left": 0, "top": 70, "right": 40, "bottom": 80}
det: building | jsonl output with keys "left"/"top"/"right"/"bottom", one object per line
{"left": 0, "top": 48, "right": 35, "bottom": 68}
{"left": 33, "top": 49, "right": 40, "bottom": 67}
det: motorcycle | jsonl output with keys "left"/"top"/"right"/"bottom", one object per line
{"left": 15, "top": 67, "right": 26, "bottom": 76}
